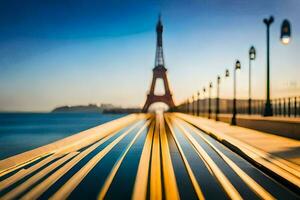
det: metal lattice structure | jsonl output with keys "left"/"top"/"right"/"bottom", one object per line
{"left": 142, "top": 16, "right": 175, "bottom": 112}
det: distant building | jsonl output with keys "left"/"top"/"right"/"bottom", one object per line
{"left": 99, "top": 103, "right": 115, "bottom": 110}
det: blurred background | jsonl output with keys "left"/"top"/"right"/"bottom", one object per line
{"left": 0, "top": 0, "right": 299, "bottom": 112}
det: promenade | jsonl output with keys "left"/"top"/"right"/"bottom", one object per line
{"left": 196, "top": 113, "right": 300, "bottom": 139}
{"left": 177, "top": 113, "right": 300, "bottom": 165}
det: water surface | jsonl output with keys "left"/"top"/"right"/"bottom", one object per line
{"left": 0, "top": 113, "right": 125, "bottom": 159}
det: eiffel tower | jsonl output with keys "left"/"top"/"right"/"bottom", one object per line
{"left": 142, "top": 16, "right": 175, "bottom": 112}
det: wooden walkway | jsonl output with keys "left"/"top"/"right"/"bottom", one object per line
{"left": 0, "top": 113, "right": 299, "bottom": 200}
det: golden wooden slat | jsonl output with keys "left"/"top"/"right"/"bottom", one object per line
{"left": 0, "top": 114, "right": 146, "bottom": 176}
{"left": 1, "top": 152, "right": 78, "bottom": 200}
{"left": 150, "top": 115, "right": 162, "bottom": 200}
{"left": 172, "top": 117, "right": 243, "bottom": 200}
{"left": 49, "top": 120, "right": 143, "bottom": 200}
{"left": 165, "top": 115, "right": 205, "bottom": 200}
{"left": 19, "top": 125, "right": 125, "bottom": 200}
{"left": 175, "top": 113, "right": 300, "bottom": 189}
{"left": 1, "top": 112, "right": 296, "bottom": 199}
{"left": 175, "top": 113, "right": 300, "bottom": 178}
{"left": 159, "top": 114, "right": 180, "bottom": 200}
{"left": 0, "top": 154, "right": 63, "bottom": 191}
{"left": 177, "top": 117, "right": 276, "bottom": 200}
{"left": 97, "top": 119, "right": 152, "bottom": 200}
{"left": 0, "top": 153, "right": 53, "bottom": 178}
{"left": 131, "top": 120, "right": 155, "bottom": 200}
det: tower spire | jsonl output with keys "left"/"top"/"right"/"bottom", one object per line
{"left": 155, "top": 15, "right": 165, "bottom": 67}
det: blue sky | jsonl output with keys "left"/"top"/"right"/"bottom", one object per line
{"left": 0, "top": 0, "right": 299, "bottom": 111}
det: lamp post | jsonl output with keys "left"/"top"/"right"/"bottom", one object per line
{"left": 197, "top": 91, "right": 200, "bottom": 116}
{"left": 225, "top": 69, "right": 230, "bottom": 114}
{"left": 262, "top": 17, "right": 292, "bottom": 116}
{"left": 194, "top": 93, "right": 197, "bottom": 115}
{"left": 216, "top": 76, "right": 221, "bottom": 121}
{"left": 203, "top": 87, "right": 206, "bottom": 116}
{"left": 193, "top": 94, "right": 196, "bottom": 115}
{"left": 263, "top": 16, "right": 274, "bottom": 116}
{"left": 231, "top": 60, "right": 241, "bottom": 125}
{"left": 186, "top": 98, "right": 189, "bottom": 114}
{"left": 248, "top": 46, "right": 256, "bottom": 115}
{"left": 208, "top": 82, "right": 213, "bottom": 119}
{"left": 186, "top": 99, "right": 189, "bottom": 113}
{"left": 191, "top": 97, "right": 194, "bottom": 115}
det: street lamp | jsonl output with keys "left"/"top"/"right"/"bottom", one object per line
{"left": 208, "top": 82, "right": 213, "bottom": 119}
{"left": 281, "top": 19, "right": 291, "bottom": 45}
{"left": 191, "top": 96, "right": 194, "bottom": 115}
{"left": 263, "top": 16, "right": 292, "bottom": 116}
{"left": 248, "top": 46, "right": 256, "bottom": 115}
{"left": 216, "top": 76, "right": 221, "bottom": 121}
{"left": 225, "top": 69, "right": 230, "bottom": 78}
{"left": 263, "top": 16, "right": 274, "bottom": 116}
{"left": 225, "top": 69, "right": 230, "bottom": 114}
{"left": 231, "top": 60, "right": 241, "bottom": 125}
{"left": 193, "top": 94, "right": 197, "bottom": 115}
{"left": 203, "top": 87, "right": 206, "bottom": 116}
{"left": 186, "top": 98, "right": 189, "bottom": 114}
{"left": 197, "top": 91, "right": 200, "bottom": 116}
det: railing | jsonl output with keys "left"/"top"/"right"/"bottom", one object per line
{"left": 176, "top": 96, "right": 300, "bottom": 117}
{"left": 272, "top": 97, "right": 300, "bottom": 117}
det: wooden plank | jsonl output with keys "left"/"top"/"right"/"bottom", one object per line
{"left": 2, "top": 152, "right": 78, "bottom": 200}
{"left": 165, "top": 115, "right": 205, "bottom": 200}
{"left": 175, "top": 113, "right": 300, "bottom": 188}
{"left": 97, "top": 119, "right": 151, "bottom": 200}
{"left": 0, "top": 114, "right": 148, "bottom": 175}
{"left": 0, "top": 154, "right": 62, "bottom": 191}
{"left": 150, "top": 116, "right": 162, "bottom": 200}
{"left": 159, "top": 114, "right": 180, "bottom": 200}
{"left": 19, "top": 125, "right": 122, "bottom": 200}
{"left": 49, "top": 121, "right": 142, "bottom": 200}
{"left": 172, "top": 117, "right": 242, "bottom": 200}
{"left": 177, "top": 117, "right": 275, "bottom": 200}
{"left": 131, "top": 121, "right": 155, "bottom": 200}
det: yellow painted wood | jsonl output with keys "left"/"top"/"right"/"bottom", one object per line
{"left": 2, "top": 152, "right": 78, "bottom": 200}
{"left": 150, "top": 116, "right": 162, "bottom": 200}
{"left": 159, "top": 114, "right": 180, "bottom": 200}
{"left": 1, "top": 113, "right": 296, "bottom": 199}
{"left": 19, "top": 126, "right": 123, "bottom": 200}
{"left": 165, "top": 115, "right": 205, "bottom": 200}
{"left": 0, "top": 114, "right": 147, "bottom": 175}
{"left": 0, "top": 154, "right": 62, "bottom": 191}
{"left": 131, "top": 121, "right": 155, "bottom": 200}
{"left": 97, "top": 119, "right": 152, "bottom": 200}
{"left": 0, "top": 153, "right": 52, "bottom": 178}
{"left": 173, "top": 117, "right": 243, "bottom": 200}
{"left": 178, "top": 118, "right": 275, "bottom": 200}
{"left": 49, "top": 121, "right": 142, "bottom": 200}
{"left": 175, "top": 113, "right": 300, "bottom": 174}
{"left": 175, "top": 113, "right": 300, "bottom": 188}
